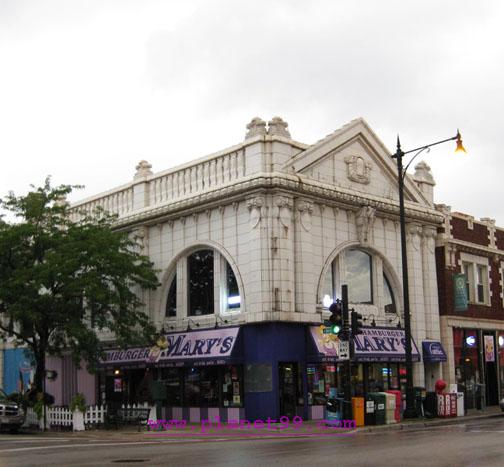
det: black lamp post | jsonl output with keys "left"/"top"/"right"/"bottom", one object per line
{"left": 392, "top": 131, "right": 465, "bottom": 419}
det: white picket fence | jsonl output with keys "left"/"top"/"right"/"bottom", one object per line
{"left": 24, "top": 402, "right": 152, "bottom": 430}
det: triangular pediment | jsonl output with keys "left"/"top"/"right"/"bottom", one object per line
{"left": 283, "top": 118, "right": 429, "bottom": 205}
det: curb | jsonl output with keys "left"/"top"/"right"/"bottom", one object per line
{"left": 357, "top": 411, "right": 503, "bottom": 433}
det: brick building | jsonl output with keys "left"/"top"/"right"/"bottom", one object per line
{"left": 436, "top": 207, "right": 504, "bottom": 408}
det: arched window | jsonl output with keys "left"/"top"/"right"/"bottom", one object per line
{"left": 383, "top": 274, "right": 396, "bottom": 314}
{"left": 164, "top": 248, "right": 241, "bottom": 319}
{"left": 321, "top": 248, "right": 396, "bottom": 313}
{"left": 188, "top": 249, "right": 214, "bottom": 316}
{"left": 165, "top": 274, "right": 177, "bottom": 317}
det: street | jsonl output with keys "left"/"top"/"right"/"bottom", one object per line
{"left": 1, "top": 417, "right": 504, "bottom": 467}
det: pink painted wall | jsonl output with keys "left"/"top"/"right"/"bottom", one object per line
{"left": 77, "top": 364, "right": 96, "bottom": 405}
{"left": 45, "top": 356, "right": 63, "bottom": 405}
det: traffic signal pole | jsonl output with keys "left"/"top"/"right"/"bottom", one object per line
{"left": 341, "top": 285, "right": 352, "bottom": 420}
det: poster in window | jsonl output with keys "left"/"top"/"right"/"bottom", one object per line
{"left": 233, "top": 395, "right": 241, "bottom": 404}
{"left": 233, "top": 382, "right": 240, "bottom": 395}
{"left": 484, "top": 335, "right": 495, "bottom": 362}
{"left": 114, "top": 378, "right": 122, "bottom": 392}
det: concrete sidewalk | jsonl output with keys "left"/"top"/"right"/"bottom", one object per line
{"left": 18, "top": 406, "right": 503, "bottom": 440}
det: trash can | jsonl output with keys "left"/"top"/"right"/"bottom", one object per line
{"left": 386, "top": 390, "right": 402, "bottom": 422}
{"left": 368, "top": 392, "right": 386, "bottom": 425}
{"left": 364, "top": 397, "right": 376, "bottom": 426}
{"left": 352, "top": 397, "right": 365, "bottom": 427}
{"left": 384, "top": 392, "right": 396, "bottom": 424}
{"left": 326, "top": 398, "right": 344, "bottom": 426}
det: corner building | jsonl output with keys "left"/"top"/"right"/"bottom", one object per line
{"left": 65, "top": 117, "right": 445, "bottom": 421}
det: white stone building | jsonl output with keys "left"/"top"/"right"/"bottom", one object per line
{"left": 52, "top": 117, "right": 445, "bottom": 421}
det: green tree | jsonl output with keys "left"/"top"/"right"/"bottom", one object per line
{"left": 0, "top": 179, "right": 160, "bottom": 394}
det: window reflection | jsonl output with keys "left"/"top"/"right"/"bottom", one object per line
{"left": 345, "top": 249, "right": 372, "bottom": 304}
{"left": 188, "top": 250, "right": 214, "bottom": 316}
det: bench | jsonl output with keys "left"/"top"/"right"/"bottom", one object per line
{"left": 106, "top": 408, "right": 151, "bottom": 431}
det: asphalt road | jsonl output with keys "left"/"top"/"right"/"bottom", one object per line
{"left": 1, "top": 417, "right": 504, "bottom": 467}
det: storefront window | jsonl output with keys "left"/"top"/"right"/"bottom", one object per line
{"left": 222, "top": 365, "right": 242, "bottom": 407}
{"left": 307, "top": 364, "right": 338, "bottom": 405}
{"left": 160, "top": 368, "right": 183, "bottom": 406}
{"left": 499, "top": 332, "right": 504, "bottom": 399}
{"left": 454, "top": 328, "right": 480, "bottom": 409}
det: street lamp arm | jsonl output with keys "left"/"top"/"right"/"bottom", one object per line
{"left": 401, "top": 134, "right": 459, "bottom": 156}
{"left": 402, "top": 147, "right": 431, "bottom": 179}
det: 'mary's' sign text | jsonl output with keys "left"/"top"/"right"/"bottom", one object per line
{"left": 101, "top": 327, "right": 239, "bottom": 365}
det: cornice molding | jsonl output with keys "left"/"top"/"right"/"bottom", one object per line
{"left": 100, "top": 172, "right": 443, "bottom": 230}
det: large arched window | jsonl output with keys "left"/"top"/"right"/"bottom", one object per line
{"left": 321, "top": 247, "right": 396, "bottom": 313}
{"left": 164, "top": 248, "right": 241, "bottom": 318}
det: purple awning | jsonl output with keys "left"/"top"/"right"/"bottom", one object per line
{"left": 353, "top": 327, "right": 420, "bottom": 362}
{"left": 99, "top": 327, "right": 240, "bottom": 368}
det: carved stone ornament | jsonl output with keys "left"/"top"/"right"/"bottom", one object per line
{"left": 407, "top": 225, "right": 422, "bottom": 251}
{"left": 245, "top": 117, "right": 267, "bottom": 139}
{"left": 132, "top": 227, "right": 148, "bottom": 252}
{"left": 355, "top": 205, "right": 376, "bottom": 246}
{"left": 298, "top": 201, "right": 314, "bottom": 232}
{"left": 344, "top": 155, "right": 372, "bottom": 184}
{"left": 422, "top": 226, "right": 437, "bottom": 254}
{"left": 134, "top": 160, "right": 153, "bottom": 180}
{"left": 247, "top": 197, "right": 264, "bottom": 229}
{"left": 268, "top": 116, "right": 291, "bottom": 138}
{"left": 275, "top": 196, "right": 293, "bottom": 229}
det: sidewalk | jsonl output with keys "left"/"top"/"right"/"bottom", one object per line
{"left": 20, "top": 406, "right": 503, "bottom": 440}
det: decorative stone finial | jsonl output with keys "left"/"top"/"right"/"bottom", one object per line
{"left": 268, "top": 116, "right": 291, "bottom": 138}
{"left": 245, "top": 117, "right": 267, "bottom": 139}
{"left": 413, "top": 161, "right": 435, "bottom": 185}
{"left": 134, "top": 160, "right": 153, "bottom": 180}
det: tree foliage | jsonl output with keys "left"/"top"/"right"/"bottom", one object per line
{"left": 0, "top": 179, "right": 160, "bottom": 392}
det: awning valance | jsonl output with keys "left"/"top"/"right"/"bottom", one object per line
{"left": 353, "top": 327, "right": 420, "bottom": 362}
{"left": 422, "top": 340, "right": 447, "bottom": 363}
{"left": 99, "top": 327, "right": 240, "bottom": 368}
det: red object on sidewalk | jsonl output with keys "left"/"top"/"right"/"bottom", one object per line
{"left": 435, "top": 379, "right": 447, "bottom": 394}
{"left": 386, "top": 390, "right": 402, "bottom": 422}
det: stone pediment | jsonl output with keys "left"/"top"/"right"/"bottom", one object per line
{"left": 283, "top": 118, "right": 429, "bottom": 206}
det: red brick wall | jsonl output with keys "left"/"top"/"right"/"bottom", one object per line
{"left": 496, "top": 229, "right": 504, "bottom": 250}
{"left": 437, "top": 246, "right": 504, "bottom": 320}
{"left": 450, "top": 217, "right": 489, "bottom": 246}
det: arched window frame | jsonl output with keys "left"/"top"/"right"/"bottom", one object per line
{"left": 163, "top": 246, "right": 243, "bottom": 321}
{"left": 321, "top": 247, "right": 399, "bottom": 316}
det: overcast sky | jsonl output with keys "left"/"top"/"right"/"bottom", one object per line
{"left": 1, "top": 0, "right": 503, "bottom": 224}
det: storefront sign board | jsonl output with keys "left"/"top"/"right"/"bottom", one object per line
{"left": 100, "top": 327, "right": 240, "bottom": 366}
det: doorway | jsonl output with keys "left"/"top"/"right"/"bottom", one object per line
{"left": 279, "top": 362, "right": 298, "bottom": 419}
{"left": 483, "top": 333, "right": 499, "bottom": 406}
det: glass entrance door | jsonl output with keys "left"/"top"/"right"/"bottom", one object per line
{"left": 279, "top": 362, "right": 298, "bottom": 419}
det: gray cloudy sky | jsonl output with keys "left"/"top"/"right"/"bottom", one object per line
{"left": 1, "top": 0, "right": 503, "bottom": 223}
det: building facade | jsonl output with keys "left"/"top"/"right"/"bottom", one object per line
{"left": 46, "top": 117, "right": 445, "bottom": 420}
{"left": 436, "top": 208, "right": 504, "bottom": 408}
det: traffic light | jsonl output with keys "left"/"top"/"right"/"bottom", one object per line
{"left": 328, "top": 301, "right": 343, "bottom": 335}
{"left": 351, "top": 310, "right": 363, "bottom": 335}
